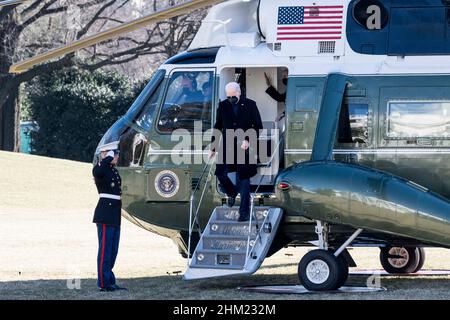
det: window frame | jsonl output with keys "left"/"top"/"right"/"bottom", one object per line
{"left": 385, "top": 99, "right": 450, "bottom": 140}
{"left": 335, "top": 97, "right": 371, "bottom": 149}
{"left": 124, "top": 69, "right": 166, "bottom": 123}
{"left": 155, "top": 67, "right": 216, "bottom": 135}
{"left": 133, "top": 73, "right": 167, "bottom": 132}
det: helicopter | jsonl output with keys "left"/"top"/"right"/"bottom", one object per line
{"left": 8, "top": 0, "right": 450, "bottom": 291}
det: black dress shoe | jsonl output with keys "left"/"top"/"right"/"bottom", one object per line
{"left": 99, "top": 287, "right": 115, "bottom": 292}
{"left": 111, "top": 284, "right": 128, "bottom": 291}
{"left": 227, "top": 196, "right": 236, "bottom": 207}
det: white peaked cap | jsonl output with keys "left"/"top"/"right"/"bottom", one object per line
{"left": 98, "top": 141, "right": 119, "bottom": 152}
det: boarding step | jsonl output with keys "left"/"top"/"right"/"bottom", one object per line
{"left": 214, "top": 206, "right": 271, "bottom": 222}
{"left": 192, "top": 250, "right": 248, "bottom": 269}
{"left": 208, "top": 221, "right": 259, "bottom": 237}
{"left": 184, "top": 206, "right": 283, "bottom": 280}
{"left": 202, "top": 236, "right": 257, "bottom": 251}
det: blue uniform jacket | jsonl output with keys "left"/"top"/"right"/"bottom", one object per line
{"left": 92, "top": 156, "right": 122, "bottom": 226}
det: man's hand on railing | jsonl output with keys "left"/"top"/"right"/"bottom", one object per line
{"left": 241, "top": 140, "right": 250, "bottom": 150}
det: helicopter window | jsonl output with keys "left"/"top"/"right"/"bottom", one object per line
{"left": 157, "top": 71, "right": 214, "bottom": 133}
{"left": 387, "top": 101, "right": 450, "bottom": 138}
{"left": 125, "top": 69, "right": 165, "bottom": 121}
{"left": 337, "top": 103, "right": 369, "bottom": 145}
{"left": 134, "top": 76, "right": 165, "bottom": 131}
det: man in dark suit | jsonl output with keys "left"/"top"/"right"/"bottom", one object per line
{"left": 210, "top": 82, "right": 263, "bottom": 222}
{"left": 93, "top": 141, "right": 127, "bottom": 292}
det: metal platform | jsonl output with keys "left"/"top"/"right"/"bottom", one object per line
{"left": 238, "top": 285, "right": 386, "bottom": 295}
{"left": 184, "top": 206, "right": 283, "bottom": 280}
{"left": 350, "top": 269, "right": 450, "bottom": 276}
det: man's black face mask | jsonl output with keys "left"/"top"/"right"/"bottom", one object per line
{"left": 227, "top": 96, "right": 239, "bottom": 104}
{"left": 282, "top": 78, "right": 288, "bottom": 86}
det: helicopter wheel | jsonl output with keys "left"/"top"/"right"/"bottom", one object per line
{"left": 412, "top": 247, "right": 426, "bottom": 273}
{"left": 380, "top": 246, "right": 421, "bottom": 274}
{"left": 336, "top": 253, "right": 349, "bottom": 288}
{"left": 298, "top": 249, "right": 348, "bottom": 291}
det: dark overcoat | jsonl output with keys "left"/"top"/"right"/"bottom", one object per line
{"left": 212, "top": 97, "right": 263, "bottom": 180}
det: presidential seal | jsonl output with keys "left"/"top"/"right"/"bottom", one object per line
{"left": 155, "top": 170, "right": 180, "bottom": 198}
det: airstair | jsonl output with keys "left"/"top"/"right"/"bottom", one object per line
{"left": 184, "top": 136, "right": 284, "bottom": 280}
{"left": 184, "top": 205, "right": 283, "bottom": 280}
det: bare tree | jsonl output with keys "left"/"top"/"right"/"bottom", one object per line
{"left": 0, "top": 0, "right": 206, "bottom": 151}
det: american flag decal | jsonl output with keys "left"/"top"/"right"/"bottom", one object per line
{"left": 277, "top": 5, "right": 344, "bottom": 41}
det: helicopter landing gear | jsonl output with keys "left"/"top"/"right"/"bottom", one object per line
{"left": 297, "top": 221, "right": 363, "bottom": 291}
{"left": 380, "top": 246, "right": 425, "bottom": 274}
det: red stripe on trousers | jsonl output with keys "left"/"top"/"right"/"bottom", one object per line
{"left": 100, "top": 224, "right": 106, "bottom": 288}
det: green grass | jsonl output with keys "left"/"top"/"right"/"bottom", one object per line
{"left": 1, "top": 150, "right": 450, "bottom": 299}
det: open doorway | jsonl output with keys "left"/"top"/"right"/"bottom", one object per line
{"left": 217, "top": 66, "right": 288, "bottom": 193}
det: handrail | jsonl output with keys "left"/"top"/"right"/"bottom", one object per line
{"left": 254, "top": 133, "right": 285, "bottom": 195}
{"left": 245, "top": 194, "right": 255, "bottom": 263}
{"left": 244, "top": 206, "right": 272, "bottom": 269}
{"left": 187, "top": 154, "right": 216, "bottom": 267}
{"left": 244, "top": 133, "right": 285, "bottom": 267}
{"left": 250, "top": 133, "right": 285, "bottom": 230}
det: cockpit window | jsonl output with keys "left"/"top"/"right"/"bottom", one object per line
{"left": 125, "top": 69, "right": 166, "bottom": 123}
{"left": 157, "top": 71, "right": 214, "bottom": 133}
{"left": 133, "top": 75, "right": 165, "bottom": 131}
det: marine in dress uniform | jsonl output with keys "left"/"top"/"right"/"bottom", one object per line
{"left": 93, "top": 141, "right": 127, "bottom": 292}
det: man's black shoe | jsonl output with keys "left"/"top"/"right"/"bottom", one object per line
{"left": 237, "top": 215, "right": 249, "bottom": 222}
{"left": 227, "top": 196, "right": 236, "bottom": 207}
{"left": 99, "top": 286, "right": 115, "bottom": 292}
{"left": 111, "top": 284, "right": 128, "bottom": 291}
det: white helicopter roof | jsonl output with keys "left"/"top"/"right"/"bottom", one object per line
{"left": 184, "top": 0, "right": 450, "bottom": 76}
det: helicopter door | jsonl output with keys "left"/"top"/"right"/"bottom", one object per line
{"left": 144, "top": 68, "right": 216, "bottom": 202}
{"left": 218, "top": 67, "right": 288, "bottom": 193}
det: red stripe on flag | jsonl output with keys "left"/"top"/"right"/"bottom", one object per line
{"left": 303, "top": 6, "right": 344, "bottom": 9}
{"left": 302, "top": 21, "right": 343, "bottom": 24}
{"left": 277, "top": 37, "right": 342, "bottom": 40}
{"left": 307, "top": 10, "right": 344, "bottom": 14}
{"left": 278, "top": 32, "right": 342, "bottom": 35}
{"left": 278, "top": 26, "right": 342, "bottom": 30}
{"left": 278, "top": 26, "right": 342, "bottom": 31}
{"left": 303, "top": 16, "right": 343, "bottom": 19}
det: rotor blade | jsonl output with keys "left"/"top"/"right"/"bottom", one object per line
{"left": 0, "top": 0, "right": 27, "bottom": 8}
{"left": 9, "top": 0, "right": 226, "bottom": 74}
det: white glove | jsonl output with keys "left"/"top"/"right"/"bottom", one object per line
{"left": 107, "top": 150, "right": 115, "bottom": 158}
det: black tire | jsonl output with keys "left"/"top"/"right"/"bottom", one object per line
{"left": 298, "top": 249, "right": 342, "bottom": 291}
{"left": 412, "top": 247, "right": 426, "bottom": 273}
{"left": 336, "top": 253, "right": 349, "bottom": 288}
{"left": 380, "top": 246, "right": 420, "bottom": 274}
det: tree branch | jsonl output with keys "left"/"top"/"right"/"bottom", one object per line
{"left": 76, "top": 0, "right": 117, "bottom": 40}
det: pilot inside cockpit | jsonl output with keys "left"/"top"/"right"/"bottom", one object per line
{"left": 175, "top": 72, "right": 204, "bottom": 105}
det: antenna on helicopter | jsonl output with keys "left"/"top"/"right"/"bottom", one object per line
{"left": 9, "top": 0, "right": 227, "bottom": 74}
